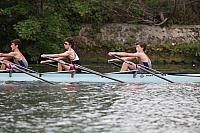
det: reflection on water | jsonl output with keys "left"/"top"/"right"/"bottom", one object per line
{"left": 0, "top": 82, "right": 200, "bottom": 133}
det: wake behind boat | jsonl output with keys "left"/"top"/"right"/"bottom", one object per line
{"left": 0, "top": 70, "right": 200, "bottom": 83}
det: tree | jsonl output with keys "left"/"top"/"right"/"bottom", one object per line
{"left": 0, "top": 0, "right": 200, "bottom": 61}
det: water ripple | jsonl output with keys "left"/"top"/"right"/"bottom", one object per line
{"left": 0, "top": 82, "right": 200, "bottom": 133}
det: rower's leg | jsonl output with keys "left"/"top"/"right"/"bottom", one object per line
{"left": 62, "top": 64, "right": 70, "bottom": 71}
{"left": 120, "top": 57, "right": 136, "bottom": 71}
{"left": 62, "top": 64, "right": 76, "bottom": 73}
{"left": 58, "top": 63, "right": 71, "bottom": 71}
{"left": 120, "top": 62, "right": 135, "bottom": 71}
{"left": 0, "top": 60, "right": 12, "bottom": 70}
{"left": 0, "top": 64, "right": 6, "bottom": 70}
{"left": 57, "top": 63, "right": 63, "bottom": 71}
{"left": 120, "top": 62, "right": 129, "bottom": 71}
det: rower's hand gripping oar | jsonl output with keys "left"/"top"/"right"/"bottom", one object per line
{"left": 45, "top": 57, "right": 124, "bottom": 83}
{"left": 0, "top": 60, "right": 55, "bottom": 85}
{"left": 112, "top": 55, "right": 174, "bottom": 83}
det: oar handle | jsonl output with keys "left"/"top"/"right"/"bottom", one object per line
{"left": 108, "top": 60, "right": 122, "bottom": 68}
{"left": 42, "top": 62, "right": 57, "bottom": 68}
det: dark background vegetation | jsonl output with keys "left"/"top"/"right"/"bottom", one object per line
{"left": 0, "top": 0, "right": 200, "bottom": 63}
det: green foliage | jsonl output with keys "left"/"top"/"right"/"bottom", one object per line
{"left": 86, "top": 2, "right": 111, "bottom": 26}
{"left": 73, "top": 1, "right": 90, "bottom": 16}
{"left": 26, "top": 42, "right": 63, "bottom": 61}
{"left": 111, "top": 43, "right": 125, "bottom": 52}
{"left": 1, "top": 0, "right": 200, "bottom": 61}
{"left": 42, "top": 15, "right": 71, "bottom": 39}
{"left": 126, "top": 37, "right": 136, "bottom": 45}
{"left": 14, "top": 12, "right": 73, "bottom": 59}
{"left": 15, "top": 17, "right": 41, "bottom": 40}
{"left": 177, "top": 42, "right": 200, "bottom": 57}
{"left": 149, "top": 42, "right": 200, "bottom": 58}
{"left": 3, "top": 5, "right": 29, "bottom": 16}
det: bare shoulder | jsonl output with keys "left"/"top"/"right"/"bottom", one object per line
{"left": 132, "top": 52, "right": 142, "bottom": 57}
{"left": 133, "top": 52, "right": 148, "bottom": 58}
{"left": 63, "top": 51, "right": 71, "bottom": 54}
{"left": 61, "top": 51, "right": 72, "bottom": 56}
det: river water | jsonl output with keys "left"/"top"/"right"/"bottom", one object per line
{"left": 0, "top": 81, "right": 200, "bottom": 133}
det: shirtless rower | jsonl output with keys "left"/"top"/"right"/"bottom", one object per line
{"left": 108, "top": 42, "right": 152, "bottom": 71}
{"left": 0, "top": 39, "right": 28, "bottom": 70}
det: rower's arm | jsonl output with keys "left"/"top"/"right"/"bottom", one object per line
{"left": 123, "top": 56, "right": 136, "bottom": 61}
{"left": 108, "top": 52, "right": 126, "bottom": 57}
{"left": 108, "top": 58, "right": 121, "bottom": 62}
{"left": 108, "top": 57, "right": 135, "bottom": 63}
{"left": 40, "top": 57, "right": 65, "bottom": 64}
{"left": 40, "top": 60, "right": 54, "bottom": 64}
{"left": 0, "top": 56, "right": 12, "bottom": 61}
{"left": 41, "top": 54, "right": 59, "bottom": 58}
{"left": 41, "top": 52, "right": 70, "bottom": 58}
{"left": 108, "top": 52, "right": 139, "bottom": 58}
{"left": 0, "top": 52, "right": 15, "bottom": 57}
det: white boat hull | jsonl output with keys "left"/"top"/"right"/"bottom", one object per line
{"left": 0, "top": 72, "right": 200, "bottom": 83}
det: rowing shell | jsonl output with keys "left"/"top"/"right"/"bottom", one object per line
{"left": 0, "top": 71, "right": 200, "bottom": 83}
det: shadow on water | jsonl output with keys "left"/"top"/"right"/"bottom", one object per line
{"left": 0, "top": 82, "right": 200, "bottom": 133}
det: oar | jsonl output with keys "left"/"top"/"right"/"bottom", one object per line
{"left": 112, "top": 55, "right": 174, "bottom": 83}
{"left": 45, "top": 57, "right": 124, "bottom": 83}
{"left": 105, "top": 70, "right": 138, "bottom": 74}
{"left": 40, "top": 60, "right": 58, "bottom": 68}
{"left": 108, "top": 59, "right": 122, "bottom": 68}
{"left": 42, "top": 62, "right": 57, "bottom": 68}
{"left": 137, "top": 64, "right": 164, "bottom": 75}
{"left": 108, "top": 59, "right": 135, "bottom": 71}
{"left": 0, "top": 61, "right": 55, "bottom": 85}
{"left": 0, "top": 60, "right": 42, "bottom": 76}
{"left": 14, "top": 63, "right": 42, "bottom": 76}
{"left": 11, "top": 65, "right": 55, "bottom": 85}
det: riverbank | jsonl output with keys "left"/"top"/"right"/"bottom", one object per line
{"left": 23, "top": 24, "right": 200, "bottom": 64}
{"left": 73, "top": 24, "right": 200, "bottom": 65}
{"left": 76, "top": 42, "right": 200, "bottom": 66}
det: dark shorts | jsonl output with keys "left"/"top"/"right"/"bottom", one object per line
{"left": 142, "top": 62, "right": 151, "bottom": 68}
{"left": 72, "top": 60, "right": 81, "bottom": 73}
{"left": 18, "top": 60, "right": 28, "bottom": 68}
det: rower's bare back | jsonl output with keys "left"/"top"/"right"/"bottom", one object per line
{"left": 135, "top": 52, "right": 150, "bottom": 62}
